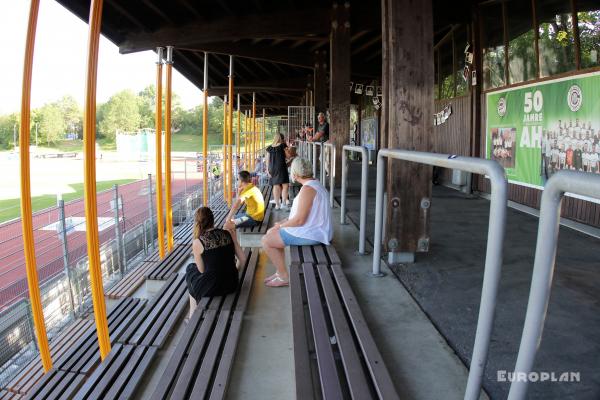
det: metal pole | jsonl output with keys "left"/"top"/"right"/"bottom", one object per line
{"left": 165, "top": 45, "right": 174, "bottom": 252}
{"left": 147, "top": 173, "right": 155, "bottom": 249}
{"left": 83, "top": 0, "right": 111, "bottom": 360}
{"left": 252, "top": 92, "right": 256, "bottom": 170}
{"left": 155, "top": 47, "right": 166, "bottom": 260}
{"left": 184, "top": 158, "right": 188, "bottom": 194}
{"left": 324, "top": 142, "right": 335, "bottom": 207}
{"left": 112, "top": 185, "right": 124, "bottom": 276}
{"left": 372, "top": 149, "right": 507, "bottom": 400}
{"left": 237, "top": 94, "right": 241, "bottom": 170}
{"left": 18, "top": 0, "right": 52, "bottom": 372}
{"left": 311, "top": 142, "right": 317, "bottom": 178}
{"left": 58, "top": 200, "right": 76, "bottom": 317}
{"left": 223, "top": 95, "right": 228, "bottom": 201}
{"left": 202, "top": 52, "right": 209, "bottom": 206}
{"left": 508, "top": 171, "right": 600, "bottom": 400}
{"left": 341, "top": 145, "right": 369, "bottom": 255}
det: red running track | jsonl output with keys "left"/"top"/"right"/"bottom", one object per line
{"left": 0, "top": 178, "right": 201, "bottom": 310}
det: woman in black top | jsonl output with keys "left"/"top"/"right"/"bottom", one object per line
{"left": 266, "top": 133, "right": 290, "bottom": 210}
{"left": 186, "top": 207, "right": 246, "bottom": 317}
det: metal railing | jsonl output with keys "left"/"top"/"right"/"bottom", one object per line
{"left": 323, "top": 142, "right": 336, "bottom": 208}
{"left": 340, "top": 145, "right": 369, "bottom": 254}
{"left": 507, "top": 170, "right": 600, "bottom": 400}
{"left": 372, "top": 149, "right": 507, "bottom": 400}
{"left": 307, "top": 141, "right": 323, "bottom": 184}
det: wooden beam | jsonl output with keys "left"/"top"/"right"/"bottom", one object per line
{"left": 105, "top": 0, "right": 147, "bottom": 31}
{"left": 351, "top": 34, "right": 381, "bottom": 55}
{"left": 382, "top": 0, "right": 434, "bottom": 256}
{"left": 119, "top": 8, "right": 331, "bottom": 53}
{"left": 175, "top": 42, "right": 313, "bottom": 69}
{"left": 330, "top": 2, "right": 351, "bottom": 186}
{"left": 141, "top": 0, "right": 174, "bottom": 25}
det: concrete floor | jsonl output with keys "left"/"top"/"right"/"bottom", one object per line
{"left": 340, "top": 160, "right": 600, "bottom": 399}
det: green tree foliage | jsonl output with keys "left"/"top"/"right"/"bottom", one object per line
{"left": 0, "top": 113, "right": 19, "bottom": 150}
{"left": 38, "top": 103, "right": 65, "bottom": 144}
{"left": 97, "top": 89, "right": 141, "bottom": 138}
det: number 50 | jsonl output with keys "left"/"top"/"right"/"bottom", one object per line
{"left": 524, "top": 90, "right": 543, "bottom": 113}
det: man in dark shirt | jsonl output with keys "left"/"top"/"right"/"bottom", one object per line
{"left": 310, "top": 112, "right": 329, "bottom": 143}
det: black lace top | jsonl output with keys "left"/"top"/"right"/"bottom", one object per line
{"left": 195, "top": 229, "right": 238, "bottom": 295}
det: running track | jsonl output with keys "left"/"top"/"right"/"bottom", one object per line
{"left": 0, "top": 178, "right": 201, "bottom": 310}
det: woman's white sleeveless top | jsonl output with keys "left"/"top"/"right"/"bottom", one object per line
{"left": 285, "top": 179, "right": 333, "bottom": 245}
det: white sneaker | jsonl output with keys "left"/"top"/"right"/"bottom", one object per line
{"left": 280, "top": 204, "right": 289, "bottom": 211}
{"left": 269, "top": 200, "right": 276, "bottom": 204}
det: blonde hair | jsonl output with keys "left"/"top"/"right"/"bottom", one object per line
{"left": 290, "top": 157, "right": 313, "bottom": 179}
{"left": 272, "top": 133, "right": 284, "bottom": 146}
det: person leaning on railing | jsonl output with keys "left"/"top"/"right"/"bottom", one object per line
{"left": 261, "top": 157, "right": 333, "bottom": 287}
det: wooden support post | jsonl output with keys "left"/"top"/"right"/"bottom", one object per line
{"left": 314, "top": 50, "right": 327, "bottom": 119}
{"left": 330, "top": 2, "right": 351, "bottom": 185}
{"left": 381, "top": 0, "right": 434, "bottom": 260}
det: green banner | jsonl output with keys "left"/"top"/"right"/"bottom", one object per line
{"left": 486, "top": 71, "right": 600, "bottom": 188}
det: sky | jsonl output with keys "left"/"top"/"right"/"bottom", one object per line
{"left": 0, "top": 0, "right": 203, "bottom": 115}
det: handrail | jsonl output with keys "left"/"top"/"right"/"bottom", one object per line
{"left": 324, "top": 142, "right": 336, "bottom": 207}
{"left": 372, "top": 149, "right": 507, "bottom": 400}
{"left": 507, "top": 170, "right": 600, "bottom": 400}
{"left": 341, "top": 145, "right": 369, "bottom": 254}
{"left": 307, "top": 141, "right": 323, "bottom": 182}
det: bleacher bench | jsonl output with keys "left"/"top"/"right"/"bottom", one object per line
{"left": 105, "top": 261, "right": 155, "bottom": 299}
{"left": 117, "top": 273, "right": 189, "bottom": 348}
{"left": 145, "top": 244, "right": 190, "bottom": 280}
{"left": 18, "top": 298, "right": 146, "bottom": 399}
{"left": 0, "top": 389, "right": 23, "bottom": 399}
{"left": 149, "top": 248, "right": 259, "bottom": 400}
{"left": 289, "top": 246, "right": 399, "bottom": 400}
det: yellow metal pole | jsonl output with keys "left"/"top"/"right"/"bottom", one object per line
{"left": 228, "top": 56, "right": 234, "bottom": 206}
{"left": 83, "top": 0, "right": 111, "bottom": 360}
{"left": 202, "top": 53, "right": 208, "bottom": 206}
{"left": 155, "top": 48, "right": 165, "bottom": 260}
{"left": 19, "top": 0, "right": 52, "bottom": 372}
{"left": 244, "top": 111, "right": 248, "bottom": 170}
{"left": 165, "top": 46, "right": 174, "bottom": 252}
{"left": 237, "top": 94, "right": 241, "bottom": 168}
{"left": 252, "top": 93, "right": 256, "bottom": 170}
{"left": 261, "top": 108, "right": 266, "bottom": 155}
{"left": 223, "top": 96, "right": 228, "bottom": 201}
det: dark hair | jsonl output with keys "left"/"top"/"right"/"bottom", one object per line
{"left": 193, "top": 207, "right": 214, "bottom": 239}
{"left": 238, "top": 170, "right": 251, "bottom": 183}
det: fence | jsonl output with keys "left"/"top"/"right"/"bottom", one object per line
{"left": 0, "top": 167, "right": 203, "bottom": 386}
{"left": 288, "top": 106, "right": 313, "bottom": 144}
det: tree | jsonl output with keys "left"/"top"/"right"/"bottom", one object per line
{"left": 98, "top": 90, "right": 141, "bottom": 138}
{"left": 55, "top": 95, "right": 82, "bottom": 137}
{"left": 38, "top": 103, "right": 65, "bottom": 144}
{"left": 137, "top": 85, "right": 155, "bottom": 128}
{"left": 0, "top": 113, "right": 19, "bottom": 150}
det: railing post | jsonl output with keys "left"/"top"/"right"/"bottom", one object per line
{"left": 312, "top": 142, "right": 317, "bottom": 178}
{"left": 507, "top": 171, "right": 600, "bottom": 400}
{"left": 112, "top": 184, "right": 125, "bottom": 276}
{"left": 58, "top": 200, "right": 76, "bottom": 318}
{"left": 184, "top": 157, "right": 188, "bottom": 194}
{"left": 372, "top": 151, "right": 386, "bottom": 277}
{"left": 341, "top": 145, "right": 369, "bottom": 255}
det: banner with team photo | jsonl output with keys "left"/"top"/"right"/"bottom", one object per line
{"left": 486, "top": 71, "right": 600, "bottom": 191}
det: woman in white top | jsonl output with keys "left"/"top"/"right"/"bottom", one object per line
{"left": 261, "top": 157, "right": 333, "bottom": 287}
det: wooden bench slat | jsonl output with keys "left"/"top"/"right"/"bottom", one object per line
{"left": 169, "top": 310, "right": 219, "bottom": 400}
{"left": 189, "top": 311, "right": 231, "bottom": 399}
{"left": 317, "top": 264, "right": 374, "bottom": 400}
{"left": 234, "top": 249, "right": 259, "bottom": 312}
{"left": 330, "top": 264, "right": 399, "bottom": 399}
{"left": 207, "top": 311, "right": 243, "bottom": 400}
{"left": 115, "top": 346, "right": 157, "bottom": 400}
{"left": 148, "top": 307, "right": 207, "bottom": 400}
{"left": 302, "top": 263, "right": 344, "bottom": 400}
{"left": 290, "top": 264, "right": 316, "bottom": 400}
{"left": 143, "top": 283, "right": 188, "bottom": 347}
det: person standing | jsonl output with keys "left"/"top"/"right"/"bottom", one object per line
{"left": 309, "top": 112, "right": 330, "bottom": 175}
{"left": 266, "top": 133, "right": 290, "bottom": 210}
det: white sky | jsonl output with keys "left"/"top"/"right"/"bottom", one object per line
{"left": 0, "top": 0, "right": 203, "bottom": 115}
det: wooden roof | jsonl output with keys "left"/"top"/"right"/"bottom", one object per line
{"left": 55, "top": 0, "right": 474, "bottom": 113}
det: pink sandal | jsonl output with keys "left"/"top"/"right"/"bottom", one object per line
{"left": 265, "top": 276, "right": 289, "bottom": 287}
{"left": 264, "top": 273, "right": 279, "bottom": 283}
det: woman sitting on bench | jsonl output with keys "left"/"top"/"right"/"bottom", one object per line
{"left": 261, "top": 157, "right": 333, "bottom": 287}
{"left": 186, "top": 207, "right": 246, "bottom": 316}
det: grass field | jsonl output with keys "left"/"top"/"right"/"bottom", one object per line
{"left": 0, "top": 179, "right": 135, "bottom": 223}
